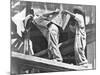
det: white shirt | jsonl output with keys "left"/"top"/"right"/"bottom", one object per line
{"left": 75, "top": 14, "right": 86, "bottom": 38}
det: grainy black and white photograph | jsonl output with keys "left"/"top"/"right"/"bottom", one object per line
{"left": 11, "top": 0, "right": 96, "bottom": 74}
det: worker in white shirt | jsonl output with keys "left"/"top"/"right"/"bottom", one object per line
{"left": 24, "top": 8, "right": 35, "bottom": 55}
{"left": 69, "top": 6, "right": 88, "bottom": 66}
{"left": 48, "top": 22, "right": 63, "bottom": 62}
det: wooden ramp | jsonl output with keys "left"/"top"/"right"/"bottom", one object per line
{"left": 11, "top": 51, "right": 92, "bottom": 73}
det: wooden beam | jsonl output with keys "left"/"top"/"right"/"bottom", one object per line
{"left": 62, "top": 14, "right": 71, "bottom": 30}
{"left": 63, "top": 10, "right": 75, "bottom": 17}
{"left": 11, "top": 51, "right": 91, "bottom": 73}
{"left": 34, "top": 49, "right": 48, "bottom": 56}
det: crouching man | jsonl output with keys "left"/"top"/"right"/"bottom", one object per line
{"left": 48, "top": 22, "right": 63, "bottom": 62}
{"left": 69, "top": 6, "right": 88, "bottom": 66}
{"left": 23, "top": 8, "right": 35, "bottom": 55}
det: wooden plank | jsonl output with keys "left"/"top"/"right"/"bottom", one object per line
{"left": 63, "top": 10, "right": 75, "bottom": 17}
{"left": 62, "top": 14, "right": 71, "bottom": 30}
{"left": 34, "top": 49, "right": 48, "bottom": 56}
{"left": 11, "top": 51, "right": 91, "bottom": 72}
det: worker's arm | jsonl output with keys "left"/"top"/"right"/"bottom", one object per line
{"left": 74, "top": 14, "right": 85, "bottom": 28}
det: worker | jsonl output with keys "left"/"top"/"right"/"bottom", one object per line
{"left": 69, "top": 6, "right": 88, "bottom": 66}
{"left": 23, "top": 8, "right": 41, "bottom": 73}
{"left": 23, "top": 8, "right": 35, "bottom": 55}
{"left": 47, "top": 22, "right": 63, "bottom": 62}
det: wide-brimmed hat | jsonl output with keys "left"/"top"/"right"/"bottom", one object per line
{"left": 72, "top": 6, "right": 84, "bottom": 14}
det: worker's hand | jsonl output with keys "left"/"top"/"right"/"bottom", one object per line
{"left": 74, "top": 13, "right": 85, "bottom": 27}
{"left": 75, "top": 14, "right": 82, "bottom": 23}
